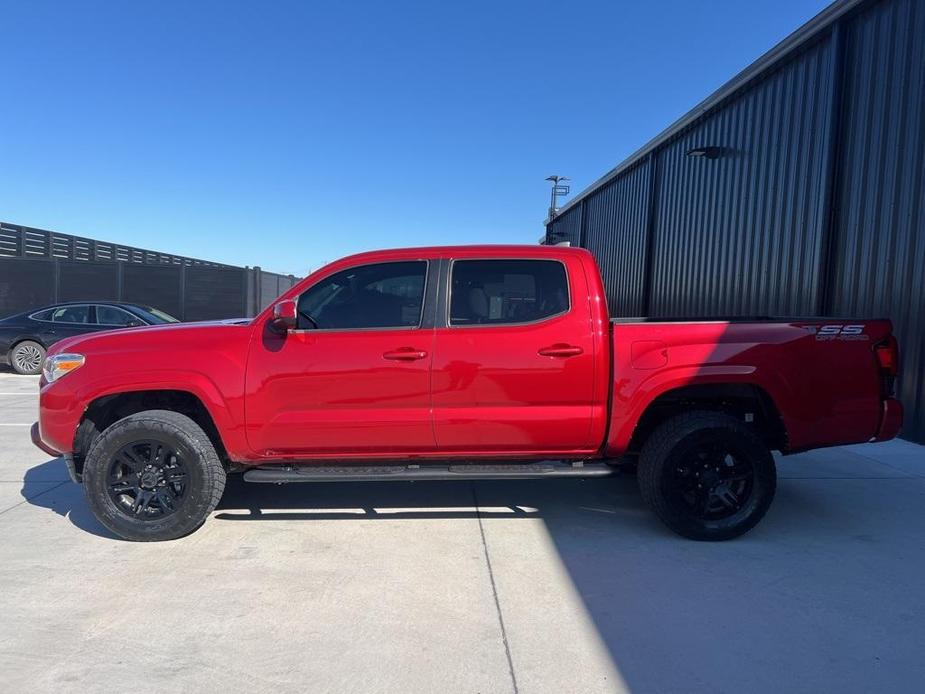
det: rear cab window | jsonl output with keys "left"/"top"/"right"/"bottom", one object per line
{"left": 449, "top": 259, "right": 569, "bottom": 326}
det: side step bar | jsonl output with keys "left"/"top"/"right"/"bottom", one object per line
{"left": 243, "top": 461, "right": 615, "bottom": 484}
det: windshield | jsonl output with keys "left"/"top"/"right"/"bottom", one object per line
{"left": 131, "top": 306, "right": 181, "bottom": 324}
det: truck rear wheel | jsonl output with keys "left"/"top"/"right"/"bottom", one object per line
{"left": 82, "top": 410, "right": 226, "bottom": 542}
{"left": 638, "top": 411, "right": 776, "bottom": 541}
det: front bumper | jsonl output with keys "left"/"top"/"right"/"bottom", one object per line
{"left": 30, "top": 423, "right": 81, "bottom": 483}
{"left": 30, "top": 422, "right": 61, "bottom": 457}
{"left": 37, "top": 377, "right": 84, "bottom": 457}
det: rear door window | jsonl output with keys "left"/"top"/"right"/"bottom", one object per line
{"left": 449, "top": 259, "right": 569, "bottom": 326}
{"left": 51, "top": 305, "right": 91, "bottom": 324}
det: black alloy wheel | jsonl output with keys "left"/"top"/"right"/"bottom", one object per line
{"left": 82, "top": 410, "right": 226, "bottom": 541}
{"left": 638, "top": 411, "right": 777, "bottom": 541}
{"left": 668, "top": 440, "right": 755, "bottom": 521}
{"left": 107, "top": 440, "right": 189, "bottom": 519}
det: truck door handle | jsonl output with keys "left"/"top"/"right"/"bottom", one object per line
{"left": 383, "top": 348, "right": 429, "bottom": 361}
{"left": 538, "top": 344, "right": 584, "bottom": 358}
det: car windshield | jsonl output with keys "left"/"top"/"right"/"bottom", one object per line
{"left": 131, "top": 306, "right": 181, "bottom": 324}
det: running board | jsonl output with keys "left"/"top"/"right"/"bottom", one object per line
{"left": 243, "top": 461, "right": 614, "bottom": 484}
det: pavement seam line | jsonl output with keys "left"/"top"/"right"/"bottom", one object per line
{"left": 0, "top": 481, "right": 69, "bottom": 517}
{"left": 471, "top": 482, "right": 520, "bottom": 694}
{"left": 842, "top": 448, "right": 925, "bottom": 479}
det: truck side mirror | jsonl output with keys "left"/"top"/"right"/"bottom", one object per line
{"left": 270, "top": 299, "right": 297, "bottom": 334}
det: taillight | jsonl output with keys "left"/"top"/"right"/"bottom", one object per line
{"left": 874, "top": 335, "right": 899, "bottom": 398}
{"left": 875, "top": 336, "right": 899, "bottom": 376}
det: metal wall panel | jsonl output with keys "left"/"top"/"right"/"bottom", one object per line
{"left": 546, "top": 0, "right": 924, "bottom": 442}
{"left": 260, "top": 272, "right": 283, "bottom": 310}
{"left": 121, "top": 264, "right": 183, "bottom": 319}
{"left": 185, "top": 266, "right": 247, "bottom": 321}
{"left": 0, "top": 259, "right": 55, "bottom": 315}
{"left": 1, "top": 223, "right": 300, "bottom": 321}
{"left": 546, "top": 205, "right": 582, "bottom": 246}
{"left": 582, "top": 160, "right": 651, "bottom": 316}
{"left": 650, "top": 38, "right": 833, "bottom": 317}
{"left": 829, "top": 0, "right": 925, "bottom": 440}
{"left": 58, "top": 262, "right": 119, "bottom": 302}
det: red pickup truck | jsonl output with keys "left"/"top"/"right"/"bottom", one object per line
{"left": 32, "top": 245, "right": 902, "bottom": 542}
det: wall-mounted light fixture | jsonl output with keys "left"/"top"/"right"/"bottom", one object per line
{"left": 686, "top": 146, "right": 723, "bottom": 159}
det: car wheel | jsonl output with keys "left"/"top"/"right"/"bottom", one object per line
{"left": 82, "top": 410, "right": 226, "bottom": 542}
{"left": 11, "top": 340, "right": 46, "bottom": 375}
{"left": 638, "top": 411, "right": 777, "bottom": 541}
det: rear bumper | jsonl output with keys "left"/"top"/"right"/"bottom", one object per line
{"left": 873, "top": 398, "right": 903, "bottom": 441}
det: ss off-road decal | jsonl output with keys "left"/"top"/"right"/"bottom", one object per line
{"left": 804, "top": 324, "right": 870, "bottom": 341}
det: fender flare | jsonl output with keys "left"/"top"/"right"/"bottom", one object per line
{"left": 74, "top": 370, "right": 248, "bottom": 458}
{"left": 607, "top": 366, "right": 791, "bottom": 455}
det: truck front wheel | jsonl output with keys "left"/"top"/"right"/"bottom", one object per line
{"left": 638, "top": 411, "right": 776, "bottom": 541}
{"left": 82, "top": 410, "right": 226, "bottom": 542}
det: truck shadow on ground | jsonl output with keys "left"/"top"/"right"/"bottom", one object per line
{"left": 23, "top": 455, "right": 916, "bottom": 692}
{"left": 19, "top": 458, "right": 665, "bottom": 538}
{"left": 21, "top": 458, "right": 122, "bottom": 539}
{"left": 213, "top": 470, "right": 925, "bottom": 692}
{"left": 212, "top": 472, "right": 862, "bottom": 693}
{"left": 214, "top": 472, "right": 656, "bottom": 524}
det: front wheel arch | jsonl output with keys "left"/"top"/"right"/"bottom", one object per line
{"left": 74, "top": 390, "right": 230, "bottom": 479}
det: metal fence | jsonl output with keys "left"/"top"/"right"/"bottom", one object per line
{"left": 545, "top": 0, "right": 925, "bottom": 443}
{"left": 0, "top": 222, "right": 299, "bottom": 321}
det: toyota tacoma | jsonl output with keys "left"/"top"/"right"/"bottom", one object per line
{"left": 32, "top": 245, "right": 902, "bottom": 541}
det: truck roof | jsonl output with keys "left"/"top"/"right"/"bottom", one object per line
{"left": 332, "top": 244, "right": 588, "bottom": 265}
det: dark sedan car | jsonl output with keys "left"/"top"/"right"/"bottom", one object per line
{"left": 0, "top": 302, "right": 179, "bottom": 374}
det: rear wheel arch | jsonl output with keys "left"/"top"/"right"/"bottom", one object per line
{"left": 9, "top": 335, "right": 47, "bottom": 353}
{"left": 628, "top": 382, "right": 788, "bottom": 455}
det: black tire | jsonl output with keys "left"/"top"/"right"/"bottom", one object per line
{"left": 638, "top": 411, "right": 776, "bottom": 541}
{"left": 82, "top": 410, "right": 226, "bottom": 541}
{"left": 11, "top": 340, "right": 46, "bottom": 375}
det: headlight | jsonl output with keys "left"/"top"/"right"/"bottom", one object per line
{"left": 43, "top": 353, "right": 85, "bottom": 382}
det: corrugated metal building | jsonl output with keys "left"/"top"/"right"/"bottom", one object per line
{"left": 545, "top": 0, "right": 925, "bottom": 443}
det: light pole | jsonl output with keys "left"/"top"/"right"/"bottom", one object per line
{"left": 545, "top": 175, "right": 570, "bottom": 221}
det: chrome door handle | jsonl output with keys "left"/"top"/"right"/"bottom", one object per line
{"left": 383, "top": 348, "right": 428, "bottom": 361}
{"left": 538, "top": 344, "right": 584, "bottom": 358}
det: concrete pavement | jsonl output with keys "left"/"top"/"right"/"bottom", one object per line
{"left": 1, "top": 370, "right": 924, "bottom": 693}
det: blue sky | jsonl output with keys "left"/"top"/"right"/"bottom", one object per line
{"left": 0, "top": 0, "right": 830, "bottom": 276}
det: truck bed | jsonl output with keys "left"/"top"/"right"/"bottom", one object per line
{"left": 605, "top": 317, "right": 894, "bottom": 456}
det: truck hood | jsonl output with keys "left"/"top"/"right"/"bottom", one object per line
{"left": 49, "top": 319, "right": 253, "bottom": 357}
